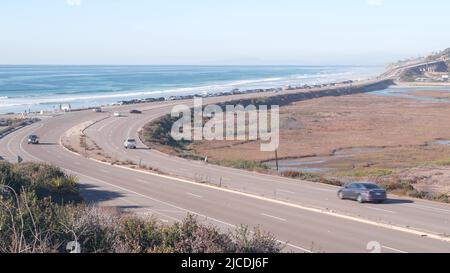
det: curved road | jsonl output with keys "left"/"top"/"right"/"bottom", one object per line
{"left": 2, "top": 92, "right": 450, "bottom": 253}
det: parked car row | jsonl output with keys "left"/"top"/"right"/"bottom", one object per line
{"left": 92, "top": 106, "right": 142, "bottom": 116}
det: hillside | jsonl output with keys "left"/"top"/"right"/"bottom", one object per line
{"left": 398, "top": 48, "right": 449, "bottom": 82}
{"left": 426, "top": 48, "right": 450, "bottom": 64}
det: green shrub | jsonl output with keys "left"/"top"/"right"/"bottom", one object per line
{"left": 341, "top": 169, "right": 394, "bottom": 178}
{"left": 435, "top": 159, "right": 450, "bottom": 166}
{"left": 376, "top": 178, "right": 448, "bottom": 202}
{"left": 280, "top": 170, "right": 343, "bottom": 186}
{"left": 119, "top": 217, "right": 163, "bottom": 253}
{"left": 0, "top": 162, "right": 82, "bottom": 204}
{"left": 230, "top": 225, "right": 283, "bottom": 253}
{"left": 216, "top": 160, "right": 269, "bottom": 171}
{"left": 141, "top": 115, "right": 191, "bottom": 149}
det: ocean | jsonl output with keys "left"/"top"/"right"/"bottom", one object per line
{"left": 0, "top": 65, "right": 383, "bottom": 114}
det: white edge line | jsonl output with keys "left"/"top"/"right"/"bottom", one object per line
{"left": 186, "top": 192, "right": 202, "bottom": 198}
{"left": 277, "top": 189, "right": 296, "bottom": 195}
{"left": 382, "top": 245, "right": 408, "bottom": 253}
{"left": 117, "top": 197, "right": 180, "bottom": 223}
{"left": 261, "top": 213, "right": 287, "bottom": 222}
{"left": 366, "top": 206, "right": 397, "bottom": 214}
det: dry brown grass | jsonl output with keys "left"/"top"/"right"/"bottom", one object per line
{"left": 193, "top": 93, "right": 450, "bottom": 162}
{"left": 189, "top": 92, "right": 450, "bottom": 197}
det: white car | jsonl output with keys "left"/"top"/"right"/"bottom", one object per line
{"left": 124, "top": 138, "right": 137, "bottom": 149}
{"left": 113, "top": 112, "right": 122, "bottom": 117}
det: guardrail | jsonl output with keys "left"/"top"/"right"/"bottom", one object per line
{"left": 0, "top": 120, "right": 40, "bottom": 140}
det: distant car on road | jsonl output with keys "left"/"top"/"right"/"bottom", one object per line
{"left": 113, "top": 112, "right": 122, "bottom": 117}
{"left": 124, "top": 138, "right": 137, "bottom": 149}
{"left": 129, "top": 109, "right": 142, "bottom": 114}
{"left": 92, "top": 107, "right": 102, "bottom": 113}
{"left": 27, "top": 135, "right": 40, "bottom": 145}
{"left": 338, "top": 182, "right": 387, "bottom": 204}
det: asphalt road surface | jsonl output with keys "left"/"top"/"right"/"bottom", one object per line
{"left": 2, "top": 85, "right": 450, "bottom": 253}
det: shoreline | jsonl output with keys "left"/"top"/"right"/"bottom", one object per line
{"left": 1, "top": 63, "right": 448, "bottom": 116}
{"left": 0, "top": 65, "right": 381, "bottom": 115}
{"left": 0, "top": 65, "right": 383, "bottom": 115}
{"left": 5, "top": 78, "right": 450, "bottom": 120}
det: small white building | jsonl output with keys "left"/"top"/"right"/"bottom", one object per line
{"left": 61, "top": 104, "right": 72, "bottom": 112}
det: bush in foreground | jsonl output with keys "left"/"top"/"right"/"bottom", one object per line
{"left": 0, "top": 162, "right": 283, "bottom": 253}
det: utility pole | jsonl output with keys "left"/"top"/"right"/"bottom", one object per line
{"left": 275, "top": 150, "right": 279, "bottom": 173}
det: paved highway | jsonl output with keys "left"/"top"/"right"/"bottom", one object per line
{"left": 1, "top": 81, "right": 450, "bottom": 253}
{"left": 84, "top": 103, "right": 450, "bottom": 238}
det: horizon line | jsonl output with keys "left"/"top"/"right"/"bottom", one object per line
{"left": 0, "top": 63, "right": 386, "bottom": 67}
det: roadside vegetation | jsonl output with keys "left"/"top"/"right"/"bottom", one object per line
{"left": 376, "top": 176, "right": 449, "bottom": 203}
{"left": 141, "top": 115, "right": 192, "bottom": 150}
{"left": 280, "top": 171, "right": 343, "bottom": 187}
{"left": 280, "top": 169, "right": 448, "bottom": 203}
{"left": 434, "top": 158, "right": 450, "bottom": 167}
{"left": 0, "top": 118, "right": 40, "bottom": 138}
{"left": 0, "top": 161, "right": 283, "bottom": 253}
{"left": 214, "top": 160, "right": 270, "bottom": 172}
{"left": 426, "top": 48, "right": 450, "bottom": 66}
{"left": 140, "top": 113, "right": 275, "bottom": 169}
{"left": 338, "top": 169, "right": 395, "bottom": 178}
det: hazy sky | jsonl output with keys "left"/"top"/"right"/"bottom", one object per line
{"left": 1, "top": 0, "right": 449, "bottom": 65}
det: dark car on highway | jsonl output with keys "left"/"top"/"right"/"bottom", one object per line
{"left": 27, "top": 135, "right": 40, "bottom": 145}
{"left": 129, "top": 109, "right": 142, "bottom": 114}
{"left": 338, "top": 182, "right": 387, "bottom": 203}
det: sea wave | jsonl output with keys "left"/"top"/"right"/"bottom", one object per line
{"left": 0, "top": 67, "right": 381, "bottom": 112}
